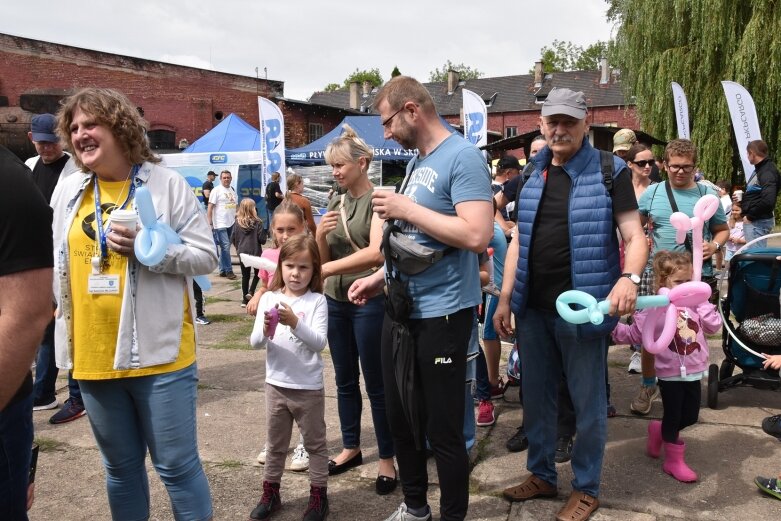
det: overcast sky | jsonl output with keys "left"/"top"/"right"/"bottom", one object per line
{"left": 3, "top": 0, "right": 616, "bottom": 101}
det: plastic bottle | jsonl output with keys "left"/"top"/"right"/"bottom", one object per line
{"left": 267, "top": 307, "right": 280, "bottom": 339}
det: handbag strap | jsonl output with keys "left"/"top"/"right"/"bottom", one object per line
{"left": 339, "top": 193, "right": 361, "bottom": 253}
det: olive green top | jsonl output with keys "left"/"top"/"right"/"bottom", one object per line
{"left": 324, "top": 189, "right": 377, "bottom": 301}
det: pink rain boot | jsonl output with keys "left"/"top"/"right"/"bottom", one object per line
{"left": 662, "top": 440, "right": 698, "bottom": 482}
{"left": 647, "top": 420, "right": 663, "bottom": 458}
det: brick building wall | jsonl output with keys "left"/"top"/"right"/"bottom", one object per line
{"left": 0, "top": 33, "right": 346, "bottom": 158}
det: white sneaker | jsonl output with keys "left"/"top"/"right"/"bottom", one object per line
{"left": 628, "top": 350, "right": 642, "bottom": 374}
{"left": 256, "top": 443, "right": 267, "bottom": 465}
{"left": 290, "top": 443, "right": 309, "bottom": 472}
{"left": 383, "top": 503, "right": 432, "bottom": 521}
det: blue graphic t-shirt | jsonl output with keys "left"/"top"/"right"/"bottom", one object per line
{"left": 396, "top": 134, "right": 492, "bottom": 318}
{"left": 638, "top": 182, "right": 727, "bottom": 277}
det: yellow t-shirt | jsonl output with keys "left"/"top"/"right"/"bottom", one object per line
{"left": 69, "top": 179, "right": 195, "bottom": 380}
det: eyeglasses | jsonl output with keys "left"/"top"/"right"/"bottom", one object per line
{"left": 666, "top": 164, "right": 696, "bottom": 174}
{"left": 381, "top": 106, "right": 405, "bottom": 127}
{"left": 630, "top": 159, "right": 654, "bottom": 168}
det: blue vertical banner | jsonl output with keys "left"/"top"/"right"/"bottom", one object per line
{"left": 462, "top": 88, "right": 487, "bottom": 150}
{"left": 258, "top": 96, "right": 287, "bottom": 194}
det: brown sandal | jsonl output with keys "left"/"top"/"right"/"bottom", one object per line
{"left": 556, "top": 491, "right": 599, "bottom": 521}
{"left": 502, "top": 474, "right": 558, "bottom": 502}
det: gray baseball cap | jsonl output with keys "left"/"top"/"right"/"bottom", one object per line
{"left": 541, "top": 88, "right": 587, "bottom": 119}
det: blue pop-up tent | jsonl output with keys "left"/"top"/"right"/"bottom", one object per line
{"left": 286, "top": 115, "right": 459, "bottom": 165}
{"left": 183, "top": 113, "right": 261, "bottom": 153}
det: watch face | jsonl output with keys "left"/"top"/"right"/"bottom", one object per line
{"left": 624, "top": 273, "right": 640, "bottom": 284}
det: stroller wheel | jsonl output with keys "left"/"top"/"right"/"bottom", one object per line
{"left": 708, "top": 364, "right": 719, "bottom": 409}
{"left": 719, "top": 360, "right": 735, "bottom": 381}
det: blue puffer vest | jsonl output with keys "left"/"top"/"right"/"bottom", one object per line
{"left": 511, "top": 137, "right": 624, "bottom": 338}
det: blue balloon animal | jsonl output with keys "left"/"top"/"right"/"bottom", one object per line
{"left": 555, "top": 290, "right": 669, "bottom": 325}
{"left": 133, "top": 186, "right": 211, "bottom": 291}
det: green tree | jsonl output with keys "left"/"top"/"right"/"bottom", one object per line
{"left": 532, "top": 40, "right": 612, "bottom": 73}
{"left": 428, "top": 60, "right": 483, "bottom": 82}
{"left": 391, "top": 66, "right": 402, "bottom": 78}
{"left": 323, "top": 83, "right": 341, "bottom": 92}
{"left": 343, "top": 68, "right": 383, "bottom": 88}
{"left": 609, "top": 0, "right": 781, "bottom": 188}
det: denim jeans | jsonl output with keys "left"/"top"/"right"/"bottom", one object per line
{"left": 78, "top": 363, "right": 213, "bottom": 521}
{"left": 213, "top": 225, "right": 233, "bottom": 274}
{"left": 744, "top": 217, "right": 774, "bottom": 248}
{"left": 518, "top": 308, "right": 607, "bottom": 498}
{"left": 326, "top": 295, "right": 394, "bottom": 459}
{"left": 33, "top": 320, "right": 81, "bottom": 404}
{"left": 0, "top": 391, "right": 33, "bottom": 521}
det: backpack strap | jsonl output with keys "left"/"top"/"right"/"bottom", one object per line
{"left": 600, "top": 150, "right": 614, "bottom": 195}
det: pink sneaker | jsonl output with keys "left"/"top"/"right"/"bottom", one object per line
{"left": 476, "top": 400, "right": 496, "bottom": 427}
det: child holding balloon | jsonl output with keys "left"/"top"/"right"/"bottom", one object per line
{"left": 612, "top": 251, "right": 721, "bottom": 483}
{"left": 248, "top": 234, "right": 329, "bottom": 520}
{"left": 245, "top": 202, "right": 311, "bottom": 471}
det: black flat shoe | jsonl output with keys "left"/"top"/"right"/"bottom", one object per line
{"left": 328, "top": 451, "right": 363, "bottom": 476}
{"left": 375, "top": 468, "right": 398, "bottom": 495}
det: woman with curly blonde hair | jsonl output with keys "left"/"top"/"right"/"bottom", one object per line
{"left": 52, "top": 87, "right": 216, "bottom": 520}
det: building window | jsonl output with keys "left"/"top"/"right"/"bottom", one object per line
{"left": 147, "top": 129, "right": 175, "bottom": 150}
{"left": 309, "top": 123, "right": 324, "bottom": 142}
{"left": 505, "top": 126, "right": 517, "bottom": 138}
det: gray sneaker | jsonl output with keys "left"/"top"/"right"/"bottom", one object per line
{"left": 630, "top": 385, "right": 660, "bottom": 415}
{"left": 382, "top": 503, "right": 431, "bottom": 521}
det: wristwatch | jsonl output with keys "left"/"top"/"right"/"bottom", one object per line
{"left": 621, "top": 273, "right": 641, "bottom": 285}
{"left": 713, "top": 241, "right": 723, "bottom": 252}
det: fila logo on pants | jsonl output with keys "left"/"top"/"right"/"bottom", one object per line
{"left": 434, "top": 357, "right": 453, "bottom": 365}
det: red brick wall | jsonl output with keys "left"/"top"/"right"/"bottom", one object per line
{"left": 0, "top": 34, "right": 285, "bottom": 148}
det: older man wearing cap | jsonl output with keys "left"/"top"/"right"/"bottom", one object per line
{"left": 25, "top": 114, "right": 86, "bottom": 425}
{"left": 493, "top": 88, "right": 647, "bottom": 521}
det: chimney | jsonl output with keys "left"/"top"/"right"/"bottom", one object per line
{"left": 362, "top": 81, "right": 372, "bottom": 97}
{"left": 349, "top": 81, "right": 360, "bottom": 110}
{"left": 447, "top": 69, "right": 460, "bottom": 95}
{"left": 600, "top": 57, "right": 609, "bottom": 84}
{"left": 534, "top": 60, "right": 544, "bottom": 88}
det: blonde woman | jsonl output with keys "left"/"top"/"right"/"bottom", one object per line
{"left": 316, "top": 125, "right": 396, "bottom": 494}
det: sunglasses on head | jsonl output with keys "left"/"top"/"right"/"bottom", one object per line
{"left": 631, "top": 159, "right": 654, "bottom": 168}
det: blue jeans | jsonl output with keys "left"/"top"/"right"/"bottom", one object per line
{"left": 78, "top": 364, "right": 212, "bottom": 521}
{"left": 518, "top": 308, "right": 607, "bottom": 497}
{"left": 33, "top": 320, "right": 81, "bottom": 404}
{"left": 213, "top": 225, "right": 233, "bottom": 274}
{"left": 744, "top": 217, "right": 774, "bottom": 248}
{"left": 326, "top": 295, "right": 394, "bottom": 458}
{"left": 0, "top": 391, "right": 33, "bottom": 521}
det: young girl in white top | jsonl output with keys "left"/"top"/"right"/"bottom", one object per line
{"left": 248, "top": 234, "right": 329, "bottom": 521}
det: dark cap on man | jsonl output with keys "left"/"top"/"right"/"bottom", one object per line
{"left": 541, "top": 88, "right": 587, "bottom": 119}
{"left": 206, "top": 170, "right": 217, "bottom": 178}
{"left": 497, "top": 155, "right": 521, "bottom": 170}
{"left": 30, "top": 113, "right": 59, "bottom": 142}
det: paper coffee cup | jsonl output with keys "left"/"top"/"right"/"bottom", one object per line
{"left": 373, "top": 185, "right": 397, "bottom": 193}
{"left": 109, "top": 209, "right": 138, "bottom": 230}
{"left": 733, "top": 190, "right": 743, "bottom": 202}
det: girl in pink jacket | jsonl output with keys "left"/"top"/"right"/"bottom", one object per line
{"left": 613, "top": 251, "right": 721, "bottom": 483}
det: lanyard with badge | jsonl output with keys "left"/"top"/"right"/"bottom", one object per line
{"left": 89, "top": 165, "right": 139, "bottom": 294}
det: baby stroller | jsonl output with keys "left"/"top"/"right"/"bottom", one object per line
{"left": 708, "top": 233, "right": 781, "bottom": 408}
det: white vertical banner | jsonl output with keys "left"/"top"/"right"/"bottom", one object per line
{"left": 258, "top": 96, "right": 287, "bottom": 193}
{"left": 670, "top": 82, "right": 690, "bottom": 139}
{"left": 721, "top": 81, "right": 762, "bottom": 180}
{"left": 462, "top": 89, "right": 487, "bottom": 149}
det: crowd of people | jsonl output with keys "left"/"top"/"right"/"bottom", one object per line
{"left": 1, "top": 76, "right": 780, "bottom": 521}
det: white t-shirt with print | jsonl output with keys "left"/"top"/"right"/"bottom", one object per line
{"left": 208, "top": 184, "right": 237, "bottom": 229}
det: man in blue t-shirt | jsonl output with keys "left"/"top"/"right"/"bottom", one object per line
{"left": 347, "top": 76, "right": 493, "bottom": 521}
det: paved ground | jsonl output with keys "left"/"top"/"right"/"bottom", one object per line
{"left": 28, "top": 265, "right": 781, "bottom": 520}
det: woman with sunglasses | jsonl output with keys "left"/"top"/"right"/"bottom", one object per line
{"left": 627, "top": 144, "right": 656, "bottom": 201}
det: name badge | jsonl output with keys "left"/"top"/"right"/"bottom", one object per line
{"left": 88, "top": 274, "right": 121, "bottom": 294}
